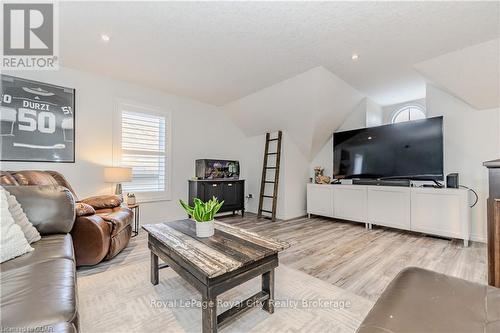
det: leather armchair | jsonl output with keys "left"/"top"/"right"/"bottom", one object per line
{"left": 0, "top": 170, "right": 133, "bottom": 266}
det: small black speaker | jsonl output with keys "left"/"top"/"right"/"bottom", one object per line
{"left": 446, "top": 173, "right": 459, "bottom": 188}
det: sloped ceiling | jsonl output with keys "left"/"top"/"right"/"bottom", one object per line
{"left": 59, "top": 1, "right": 500, "bottom": 106}
{"left": 415, "top": 39, "right": 500, "bottom": 110}
{"left": 223, "top": 67, "right": 364, "bottom": 160}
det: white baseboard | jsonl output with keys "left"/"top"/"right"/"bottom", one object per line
{"left": 470, "top": 234, "right": 486, "bottom": 243}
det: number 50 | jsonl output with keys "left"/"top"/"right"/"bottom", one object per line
{"left": 18, "top": 108, "right": 56, "bottom": 134}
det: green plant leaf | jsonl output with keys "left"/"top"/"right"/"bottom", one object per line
{"left": 213, "top": 200, "right": 224, "bottom": 216}
{"left": 179, "top": 199, "right": 194, "bottom": 216}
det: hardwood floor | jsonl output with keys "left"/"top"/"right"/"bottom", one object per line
{"left": 78, "top": 213, "right": 487, "bottom": 302}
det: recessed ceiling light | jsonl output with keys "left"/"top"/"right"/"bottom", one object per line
{"left": 101, "top": 34, "right": 110, "bottom": 42}
{"left": 351, "top": 53, "right": 359, "bottom": 61}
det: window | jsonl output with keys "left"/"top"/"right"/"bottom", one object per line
{"left": 391, "top": 105, "right": 426, "bottom": 123}
{"left": 114, "top": 101, "right": 170, "bottom": 201}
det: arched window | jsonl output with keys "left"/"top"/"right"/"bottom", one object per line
{"left": 391, "top": 105, "right": 426, "bottom": 123}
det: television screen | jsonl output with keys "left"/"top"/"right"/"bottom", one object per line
{"left": 333, "top": 116, "right": 443, "bottom": 181}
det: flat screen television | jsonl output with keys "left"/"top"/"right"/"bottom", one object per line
{"left": 333, "top": 116, "right": 443, "bottom": 181}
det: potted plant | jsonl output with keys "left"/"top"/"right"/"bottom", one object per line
{"left": 179, "top": 197, "right": 224, "bottom": 237}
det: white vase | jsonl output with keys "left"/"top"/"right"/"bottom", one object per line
{"left": 196, "top": 220, "right": 215, "bottom": 237}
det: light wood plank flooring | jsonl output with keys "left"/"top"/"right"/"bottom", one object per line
{"left": 78, "top": 213, "right": 487, "bottom": 302}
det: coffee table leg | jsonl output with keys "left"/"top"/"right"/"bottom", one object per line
{"left": 151, "top": 252, "right": 159, "bottom": 285}
{"left": 262, "top": 269, "right": 275, "bottom": 314}
{"left": 202, "top": 295, "right": 217, "bottom": 333}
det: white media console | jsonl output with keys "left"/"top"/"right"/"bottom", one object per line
{"left": 307, "top": 183, "right": 471, "bottom": 246}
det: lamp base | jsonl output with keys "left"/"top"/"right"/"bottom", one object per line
{"left": 115, "top": 183, "right": 123, "bottom": 202}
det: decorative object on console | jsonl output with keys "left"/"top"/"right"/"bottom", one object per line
{"left": 104, "top": 167, "right": 132, "bottom": 201}
{"left": 484, "top": 159, "right": 500, "bottom": 288}
{"left": 196, "top": 159, "right": 240, "bottom": 180}
{"left": 126, "top": 192, "right": 136, "bottom": 205}
{"left": 179, "top": 197, "right": 224, "bottom": 237}
{"left": 314, "top": 166, "right": 331, "bottom": 184}
{"left": 0, "top": 75, "right": 75, "bottom": 163}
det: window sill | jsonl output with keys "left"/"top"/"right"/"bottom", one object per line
{"left": 126, "top": 191, "right": 171, "bottom": 204}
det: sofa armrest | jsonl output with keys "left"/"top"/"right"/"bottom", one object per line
{"left": 71, "top": 214, "right": 111, "bottom": 266}
{"left": 80, "top": 195, "right": 122, "bottom": 210}
{"left": 75, "top": 202, "right": 96, "bottom": 216}
{"left": 4, "top": 185, "right": 75, "bottom": 235}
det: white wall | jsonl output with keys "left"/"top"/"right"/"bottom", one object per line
{"left": 1, "top": 67, "right": 246, "bottom": 224}
{"left": 224, "top": 66, "right": 363, "bottom": 160}
{"left": 312, "top": 97, "right": 383, "bottom": 178}
{"left": 426, "top": 85, "right": 499, "bottom": 242}
{"left": 311, "top": 135, "right": 334, "bottom": 179}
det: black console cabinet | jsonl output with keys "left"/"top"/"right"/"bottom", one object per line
{"left": 188, "top": 179, "right": 245, "bottom": 216}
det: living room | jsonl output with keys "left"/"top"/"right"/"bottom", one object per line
{"left": 1, "top": 1, "right": 499, "bottom": 333}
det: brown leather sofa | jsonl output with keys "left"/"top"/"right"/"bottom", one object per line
{"left": 1, "top": 185, "right": 79, "bottom": 333}
{"left": 0, "top": 170, "right": 133, "bottom": 266}
{"left": 357, "top": 267, "right": 500, "bottom": 333}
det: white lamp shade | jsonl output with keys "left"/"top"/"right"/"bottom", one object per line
{"left": 104, "top": 167, "right": 132, "bottom": 183}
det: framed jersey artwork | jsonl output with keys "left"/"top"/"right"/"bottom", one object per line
{"left": 0, "top": 75, "right": 75, "bottom": 162}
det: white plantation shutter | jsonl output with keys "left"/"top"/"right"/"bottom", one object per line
{"left": 120, "top": 111, "right": 166, "bottom": 193}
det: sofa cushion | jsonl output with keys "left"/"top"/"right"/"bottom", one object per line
{"left": 82, "top": 195, "right": 122, "bottom": 209}
{"left": 357, "top": 267, "right": 500, "bottom": 333}
{"left": 75, "top": 202, "right": 95, "bottom": 217}
{"left": 0, "top": 258, "right": 77, "bottom": 330}
{"left": 1, "top": 234, "right": 74, "bottom": 272}
{"left": 0, "top": 188, "right": 33, "bottom": 263}
{"left": 10, "top": 170, "right": 61, "bottom": 187}
{"left": 5, "top": 189, "right": 41, "bottom": 243}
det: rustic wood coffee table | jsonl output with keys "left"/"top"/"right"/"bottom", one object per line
{"left": 142, "top": 219, "right": 289, "bottom": 333}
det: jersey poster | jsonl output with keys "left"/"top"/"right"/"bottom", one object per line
{"left": 1, "top": 75, "right": 75, "bottom": 162}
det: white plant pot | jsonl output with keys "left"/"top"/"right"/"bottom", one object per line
{"left": 196, "top": 220, "right": 215, "bottom": 237}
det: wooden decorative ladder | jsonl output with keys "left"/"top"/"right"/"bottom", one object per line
{"left": 257, "top": 131, "right": 282, "bottom": 221}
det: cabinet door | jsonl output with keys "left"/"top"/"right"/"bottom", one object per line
{"left": 203, "top": 182, "right": 223, "bottom": 201}
{"left": 367, "top": 186, "right": 410, "bottom": 230}
{"left": 333, "top": 185, "right": 366, "bottom": 223}
{"left": 410, "top": 188, "right": 469, "bottom": 239}
{"left": 222, "top": 182, "right": 239, "bottom": 206}
{"left": 307, "top": 184, "right": 334, "bottom": 217}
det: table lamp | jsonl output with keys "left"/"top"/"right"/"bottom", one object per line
{"left": 104, "top": 167, "right": 132, "bottom": 201}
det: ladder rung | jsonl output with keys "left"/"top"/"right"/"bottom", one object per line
{"left": 264, "top": 181, "right": 275, "bottom": 183}
{"left": 260, "top": 209, "right": 273, "bottom": 213}
{"left": 265, "top": 167, "right": 277, "bottom": 169}
{"left": 262, "top": 195, "right": 274, "bottom": 198}
{"left": 268, "top": 138, "right": 279, "bottom": 142}
{"left": 266, "top": 152, "right": 277, "bottom": 155}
